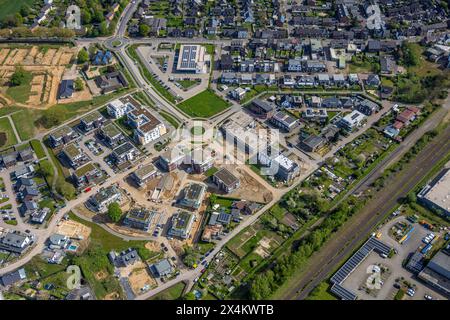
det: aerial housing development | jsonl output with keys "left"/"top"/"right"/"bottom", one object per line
{"left": 0, "top": 0, "right": 449, "bottom": 307}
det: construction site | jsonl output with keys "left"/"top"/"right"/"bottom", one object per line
{"left": 0, "top": 45, "right": 91, "bottom": 108}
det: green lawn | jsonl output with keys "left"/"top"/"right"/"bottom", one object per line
{"left": 6, "top": 70, "right": 33, "bottom": 104}
{"left": 177, "top": 89, "right": 230, "bottom": 118}
{"left": 68, "top": 212, "right": 149, "bottom": 252}
{"left": 11, "top": 109, "right": 35, "bottom": 140}
{"left": 150, "top": 282, "right": 186, "bottom": 300}
{"left": 0, "top": 117, "right": 18, "bottom": 149}
{"left": 177, "top": 79, "right": 198, "bottom": 89}
{"left": 0, "top": 0, "right": 35, "bottom": 20}
{"left": 159, "top": 111, "right": 180, "bottom": 128}
{"left": 30, "top": 139, "right": 46, "bottom": 159}
{"left": 306, "top": 282, "right": 337, "bottom": 300}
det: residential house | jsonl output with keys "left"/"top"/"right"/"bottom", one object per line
{"left": 108, "top": 248, "right": 140, "bottom": 267}
{"left": 338, "top": 110, "right": 366, "bottom": 131}
{"left": 72, "top": 162, "right": 101, "bottom": 187}
{"left": 0, "top": 232, "right": 32, "bottom": 253}
{"left": 270, "top": 111, "right": 299, "bottom": 132}
{"left": 88, "top": 185, "right": 122, "bottom": 212}
{"left": 212, "top": 168, "right": 240, "bottom": 193}
{"left": 123, "top": 208, "right": 156, "bottom": 232}
{"left": 57, "top": 80, "right": 74, "bottom": 99}
{"left": 178, "top": 183, "right": 206, "bottom": 210}
{"left": 299, "top": 134, "right": 326, "bottom": 152}
{"left": 111, "top": 142, "right": 139, "bottom": 166}
{"left": 79, "top": 111, "right": 106, "bottom": 132}
{"left": 0, "top": 268, "right": 27, "bottom": 287}
{"left": 248, "top": 99, "right": 275, "bottom": 119}
{"left": 149, "top": 259, "right": 173, "bottom": 277}
{"left": 131, "top": 164, "right": 157, "bottom": 187}
{"left": 48, "top": 126, "right": 77, "bottom": 148}
{"left": 159, "top": 149, "right": 186, "bottom": 172}
{"left": 168, "top": 211, "right": 195, "bottom": 239}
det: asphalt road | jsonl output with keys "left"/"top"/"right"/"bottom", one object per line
{"left": 283, "top": 116, "right": 450, "bottom": 300}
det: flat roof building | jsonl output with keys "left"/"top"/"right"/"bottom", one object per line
{"left": 338, "top": 110, "right": 366, "bottom": 131}
{"left": 149, "top": 259, "right": 173, "bottom": 278}
{"left": 168, "top": 211, "right": 195, "bottom": 239}
{"left": 418, "top": 168, "right": 450, "bottom": 216}
{"left": 123, "top": 208, "right": 157, "bottom": 232}
{"left": 88, "top": 185, "right": 122, "bottom": 213}
{"left": 213, "top": 168, "right": 240, "bottom": 193}
{"left": 176, "top": 45, "right": 208, "bottom": 74}
{"left": 418, "top": 250, "right": 450, "bottom": 295}
{"left": 131, "top": 164, "right": 157, "bottom": 187}
{"left": 178, "top": 183, "right": 206, "bottom": 210}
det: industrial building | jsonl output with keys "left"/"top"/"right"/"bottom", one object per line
{"left": 176, "top": 45, "right": 208, "bottom": 74}
{"left": 418, "top": 168, "right": 450, "bottom": 216}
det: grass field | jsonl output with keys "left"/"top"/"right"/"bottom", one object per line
{"left": 30, "top": 139, "right": 46, "bottom": 159}
{"left": 159, "top": 110, "right": 180, "bottom": 128}
{"left": 6, "top": 71, "right": 33, "bottom": 104}
{"left": 177, "top": 89, "right": 230, "bottom": 118}
{"left": 68, "top": 212, "right": 149, "bottom": 252}
{"left": 0, "top": 117, "right": 18, "bottom": 149}
{"left": 150, "top": 282, "right": 186, "bottom": 300}
{"left": 0, "top": 0, "right": 35, "bottom": 20}
{"left": 306, "top": 282, "right": 337, "bottom": 300}
{"left": 11, "top": 109, "right": 35, "bottom": 140}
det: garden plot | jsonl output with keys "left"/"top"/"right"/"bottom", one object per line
{"left": 0, "top": 45, "right": 77, "bottom": 108}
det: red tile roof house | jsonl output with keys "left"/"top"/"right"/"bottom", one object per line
{"left": 396, "top": 106, "right": 420, "bottom": 125}
{"left": 392, "top": 121, "right": 404, "bottom": 130}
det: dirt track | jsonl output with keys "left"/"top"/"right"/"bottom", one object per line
{"left": 280, "top": 109, "right": 450, "bottom": 300}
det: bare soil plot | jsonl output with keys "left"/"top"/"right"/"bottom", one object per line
{"left": 56, "top": 219, "right": 92, "bottom": 240}
{"left": 226, "top": 166, "right": 273, "bottom": 203}
{"left": 0, "top": 49, "right": 10, "bottom": 65}
{"left": 0, "top": 46, "right": 76, "bottom": 108}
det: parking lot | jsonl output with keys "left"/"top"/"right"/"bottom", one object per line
{"left": 342, "top": 216, "right": 447, "bottom": 300}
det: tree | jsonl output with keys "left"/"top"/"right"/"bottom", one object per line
{"left": 107, "top": 202, "right": 122, "bottom": 222}
{"left": 406, "top": 192, "right": 417, "bottom": 204}
{"left": 81, "top": 9, "right": 92, "bottom": 25}
{"left": 10, "top": 68, "right": 26, "bottom": 86}
{"left": 39, "top": 109, "right": 65, "bottom": 128}
{"left": 401, "top": 42, "right": 420, "bottom": 67}
{"left": 139, "top": 24, "right": 150, "bottom": 37}
{"left": 74, "top": 78, "right": 84, "bottom": 91}
{"left": 209, "top": 194, "right": 217, "bottom": 205}
{"left": 182, "top": 247, "right": 199, "bottom": 268}
{"left": 99, "top": 21, "right": 108, "bottom": 36}
{"left": 55, "top": 177, "right": 76, "bottom": 199}
{"left": 77, "top": 48, "right": 89, "bottom": 64}
{"left": 38, "top": 161, "right": 53, "bottom": 179}
{"left": 20, "top": 5, "right": 30, "bottom": 18}
{"left": 183, "top": 292, "right": 196, "bottom": 300}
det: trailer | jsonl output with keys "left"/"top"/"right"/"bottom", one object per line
{"left": 399, "top": 226, "right": 415, "bottom": 244}
{"left": 421, "top": 244, "right": 433, "bottom": 254}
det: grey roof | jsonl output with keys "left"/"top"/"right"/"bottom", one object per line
{"left": 181, "top": 183, "right": 206, "bottom": 203}
{"left": 151, "top": 259, "right": 173, "bottom": 276}
{"left": 113, "top": 142, "right": 136, "bottom": 157}
{"left": 213, "top": 168, "right": 239, "bottom": 188}
{"left": 252, "top": 99, "right": 274, "bottom": 113}
{"left": 217, "top": 212, "right": 232, "bottom": 225}
{"left": 0, "top": 268, "right": 26, "bottom": 286}
{"left": 58, "top": 79, "right": 74, "bottom": 98}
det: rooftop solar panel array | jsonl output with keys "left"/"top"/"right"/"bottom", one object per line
{"left": 329, "top": 237, "right": 391, "bottom": 300}
{"left": 330, "top": 284, "right": 357, "bottom": 300}
{"left": 180, "top": 45, "right": 198, "bottom": 69}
